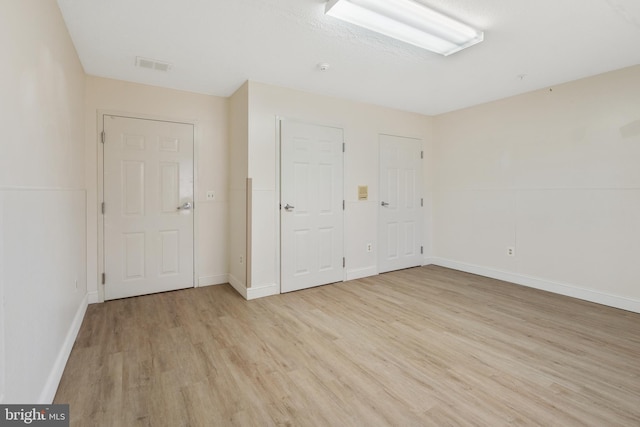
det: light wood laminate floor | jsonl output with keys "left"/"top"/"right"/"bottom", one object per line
{"left": 54, "top": 266, "right": 640, "bottom": 426}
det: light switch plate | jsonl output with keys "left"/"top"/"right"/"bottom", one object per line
{"left": 358, "top": 185, "right": 368, "bottom": 201}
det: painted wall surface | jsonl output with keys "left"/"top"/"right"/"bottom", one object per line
{"left": 246, "top": 82, "right": 433, "bottom": 292}
{"left": 84, "top": 77, "right": 229, "bottom": 300}
{"left": 0, "top": 0, "right": 87, "bottom": 402}
{"left": 433, "top": 65, "right": 640, "bottom": 311}
{"left": 228, "top": 83, "right": 249, "bottom": 289}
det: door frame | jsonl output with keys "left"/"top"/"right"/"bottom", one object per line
{"left": 96, "top": 110, "right": 200, "bottom": 303}
{"left": 276, "top": 117, "right": 346, "bottom": 293}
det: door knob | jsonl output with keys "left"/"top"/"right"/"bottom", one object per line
{"left": 381, "top": 201, "right": 390, "bottom": 207}
{"left": 284, "top": 204, "right": 295, "bottom": 211}
{"left": 177, "top": 202, "right": 193, "bottom": 210}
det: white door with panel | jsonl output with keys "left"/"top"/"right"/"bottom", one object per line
{"left": 281, "top": 121, "right": 344, "bottom": 293}
{"left": 103, "top": 115, "right": 194, "bottom": 300}
{"left": 379, "top": 134, "right": 423, "bottom": 273}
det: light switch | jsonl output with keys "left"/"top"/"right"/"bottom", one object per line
{"left": 358, "top": 185, "right": 368, "bottom": 201}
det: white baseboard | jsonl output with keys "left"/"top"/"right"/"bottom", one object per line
{"left": 228, "top": 274, "right": 247, "bottom": 299}
{"left": 38, "top": 294, "right": 88, "bottom": 403}
{"left": 87, "top": 290, "right": 99, "bottom": 304}
{"left": 431, "top": 258, "right": 640, "bottom": 314}
{"left": 422, "top": 257, "right": 435, "bottom": 266}
{"left": 228, "top": 275, "right": 279, "bottom": 300}
{"left": 346, "top": 266, "right": 377, "bottom": 281}
{"left": 198, "top": 274, "right": 228, "bottom": 287}
{"left": 247, "top": 283, "right": 279, "bottom": 300}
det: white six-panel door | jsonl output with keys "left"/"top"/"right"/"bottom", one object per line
{"left": 103, "top": 115, "right": 194, "bottom": 300}
{"left": 378, "top": 134, "right": 423, "bottom": 273}
{"left": 281, "top": 121, "right": 344, "bottom": 293}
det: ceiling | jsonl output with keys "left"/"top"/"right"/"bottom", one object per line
{"left": 56, "top": 0, "right": 640, "bottom": 115}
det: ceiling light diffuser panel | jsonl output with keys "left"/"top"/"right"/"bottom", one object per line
{"left": 325, "top": 0, "right": 484, "bottom": 56}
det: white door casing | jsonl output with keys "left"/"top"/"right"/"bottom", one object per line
{"left": 280, "top": 121, "right": 344, "bottom": 293}
{"left": 103, "top": 115, "right": 194, "bottom": 300}
{"left": 379, "top": 134, "right": 423, "bottom": 273}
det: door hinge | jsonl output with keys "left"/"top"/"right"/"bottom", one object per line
{"left": 101, "top": 202, "right": 105, "bottom": 214}
{"left": 420, "top": 246, "right": 424, "bottom": 254}
{"left": 342, "top": 142, "right": 345, "bottom": 153}
{"left": 420, "top": 150, "right": 423, "bottom": 159}
{"left": 421, "top": 198, "right": 423, "bottom": 207}
{"left": 101, "top": 131, "right": 105, "bottom": 144}
{"left": 343, "top": 200, "right": 345, "bottom": 210}
{"left": 343, "top": 257, "right": 345, "bottom": 268}
{"left": 101, "top": 273, "right": 106, "bottom": 285}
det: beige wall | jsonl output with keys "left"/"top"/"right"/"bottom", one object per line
{"left": 228, "top": 83, "right": 249, "bottom": 289}
{"left": 0, "top": 0, "right": 87, "bottom": 402}
{"left": 433, "top": 65, "right": 640, "bottom": 311}
{"left": 246, "top": 82, "right": 434, "bottom": 295}
{"left": 84, "top": 77, "right": 229, "bottom": 301}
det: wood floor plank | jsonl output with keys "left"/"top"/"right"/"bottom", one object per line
{"left": 54, "top": 266, "right": 640, "bottom": 426}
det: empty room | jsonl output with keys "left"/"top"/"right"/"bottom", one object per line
{"left": 1, "top": 0, "right": 639, "bottom": 425}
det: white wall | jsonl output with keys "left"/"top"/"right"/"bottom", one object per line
{"left": 0, "top": 0, "right": 87, "bottom": 402}
{"left": 245, "top": 82, "right": 434, "bottom": 295}
{"left": 84, "top": 77, "right": 229, "bottom": 301}
{"left": 433, "top": 65, "right": 640, "bottom": 312}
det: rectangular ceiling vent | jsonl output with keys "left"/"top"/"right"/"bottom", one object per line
{"left": 135, "top": 56, "right": 172, "bottom": 72}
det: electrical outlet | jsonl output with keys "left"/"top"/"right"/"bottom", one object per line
{"left": 366, "top": 243, "right": 373, "bottom": 253}
{"left": 206, "top": 191, "right": 215, "bottom": 200}
{"left": 507, "top": 247, "right": 515, "bottom": 257}
{"left": 239, "top": 255, "right": 244, "bottom": 264}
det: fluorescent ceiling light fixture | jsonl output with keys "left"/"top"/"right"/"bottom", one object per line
{"left": 325, "top": 0, "right": 484, "bottom": 56}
